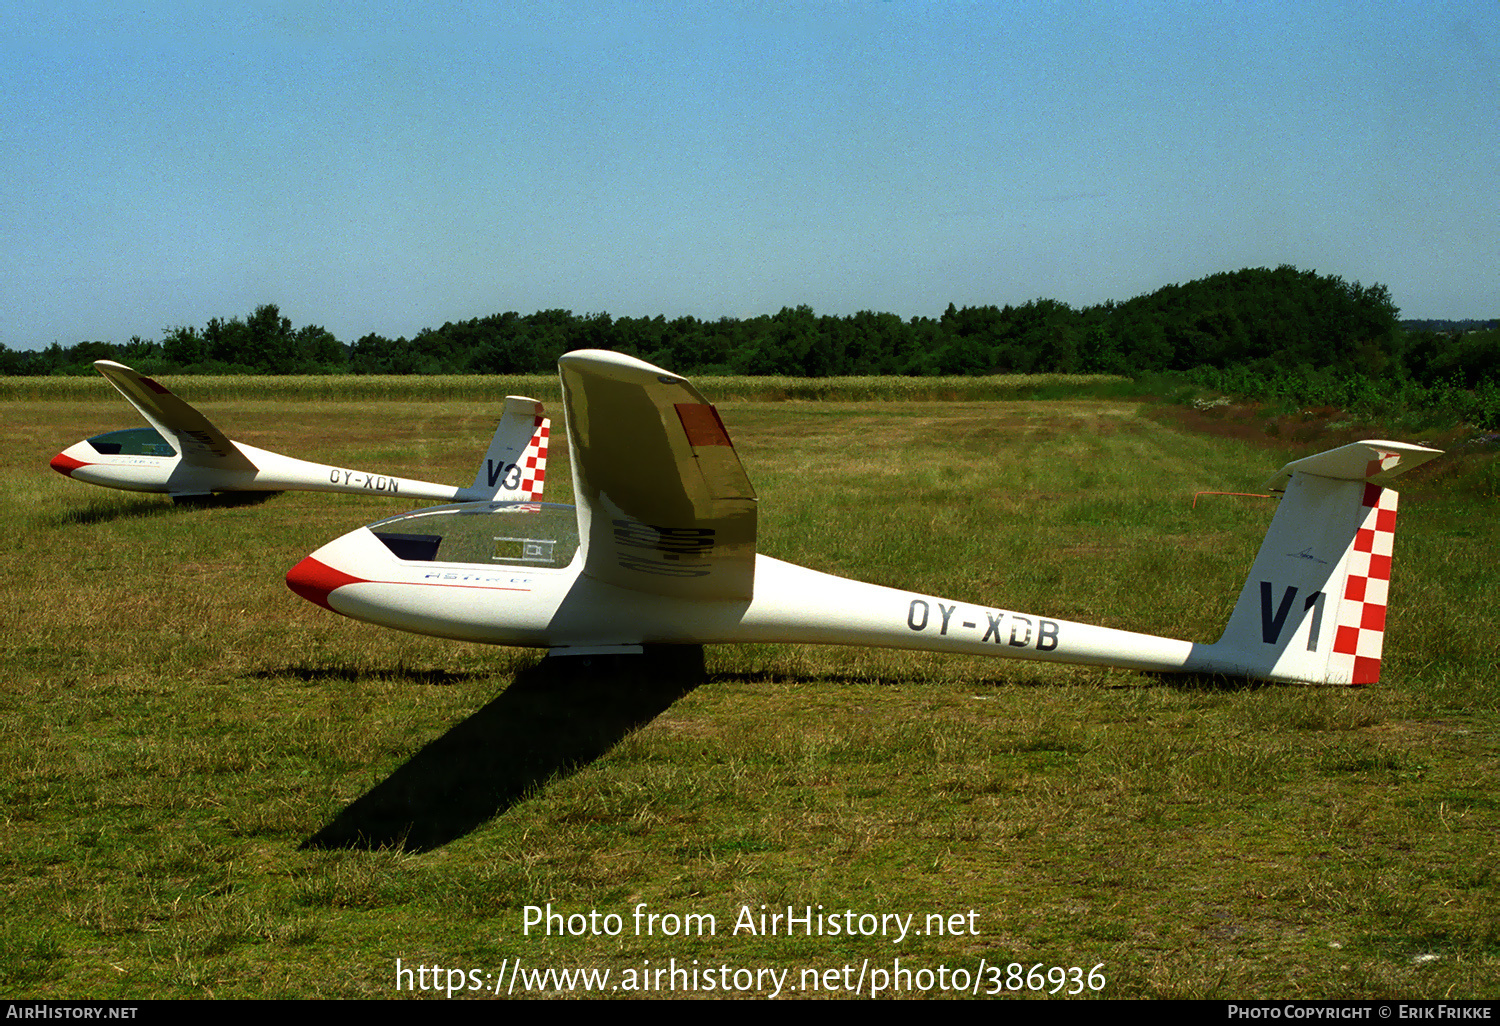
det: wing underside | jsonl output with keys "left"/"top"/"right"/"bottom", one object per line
{"left": 559, "top": 350, "right": 757, "bottom": 600}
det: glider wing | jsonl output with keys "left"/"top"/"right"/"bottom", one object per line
{"left": 559, "top": 349, "right": 757, "bottom": 600}
{"left": 93, "top": 361, "right": 256, "bottom": 472}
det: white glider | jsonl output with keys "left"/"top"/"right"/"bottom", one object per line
{"left": 50, "top": 361, "right": 549, "bottom": 504}
{"left": 287, "top": 350, "right": 1440, "bottom": 685}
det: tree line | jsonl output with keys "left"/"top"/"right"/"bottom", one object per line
{"left": 4, "top": 266, "right": 1495, "bottom": 392}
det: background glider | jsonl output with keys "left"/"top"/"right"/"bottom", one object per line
{"left": 287, "top": 350, "right": 1439, "bottom": 685}
{"left": 50, "top": 361, "right": 549, "bottom": 503}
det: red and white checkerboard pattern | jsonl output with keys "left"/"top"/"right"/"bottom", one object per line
{"left": 1330, "top": 483, "right": 1398, "bottom": 684}
{"left": 520, "top": 411, "right": 549, "bottom": 500}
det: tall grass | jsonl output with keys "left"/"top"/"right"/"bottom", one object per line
{"left": 16, "top": 365, "right": 1495, "bottom": 429}
{"left": 1, "top": 372, "right": 1133, "bottom": 405}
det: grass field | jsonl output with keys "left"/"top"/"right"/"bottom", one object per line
{"left": 2, "top": 379, "right": 1496, "bottom": 1000}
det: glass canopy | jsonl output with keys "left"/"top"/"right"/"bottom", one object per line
{"left": 367, "top": 501, "right": 579, "bottom": 569}
{"left": 87, "top": 427, "right": 176, "bottom": 457}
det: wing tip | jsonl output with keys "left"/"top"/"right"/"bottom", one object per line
{"left": 559, "top": 349, "right": 683, "bottom": 383}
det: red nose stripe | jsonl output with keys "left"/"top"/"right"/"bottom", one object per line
{"left": 50, "top": 452, "right": 88, "bottom": 477}
{"left": 286, "top": 557, "right": 369, "bottom": 612}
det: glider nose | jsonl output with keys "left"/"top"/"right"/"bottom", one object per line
{"left": 286, "top": 556, "right": 365, "bottom": 613}
{"left": 50, "top": 451, "right": 86, "bottom": 477}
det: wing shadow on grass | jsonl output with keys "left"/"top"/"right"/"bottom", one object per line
{"left": 53, "top": 491, "right": 277, "bottom": 526}
{"left": 53, "top": 497, "right": 179, "bottom": 525}
{"left": 301, "top": 645, "right": 706, "bottom": 853}
{"left": 259, "top": 664, "right": 484, "bottom": 687}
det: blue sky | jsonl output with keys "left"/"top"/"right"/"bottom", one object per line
{"left": 3, "top": 1, "right": 1495, "bottom": 350}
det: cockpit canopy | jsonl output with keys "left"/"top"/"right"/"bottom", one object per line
{"left": 87, "top": 427, "right": 176, "bottom": 457}
{"left": 366, "top": 501, "right": 579, "bottom": 570}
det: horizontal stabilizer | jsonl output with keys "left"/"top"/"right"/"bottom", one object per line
{"left": 1262, "top": 439, "right": 1441, "bottom": 492}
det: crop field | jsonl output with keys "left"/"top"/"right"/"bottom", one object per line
{"left": 2, "top": 377, "right": 1497, "bottom": 1000}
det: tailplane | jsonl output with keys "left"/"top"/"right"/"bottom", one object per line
{"left": 1197, "top": 440, "right": 1441, "bottom": 685}
{"left": 461, "top": 397, "right": 550, "bottom": 501}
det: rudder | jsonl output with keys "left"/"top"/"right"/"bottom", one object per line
{"left": 1329, "top": 482, "right": 1399, "bottom": 684}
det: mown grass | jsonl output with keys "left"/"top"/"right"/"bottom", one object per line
{"left": 1, "top": 388, "right": 1495, "bottom": 1000}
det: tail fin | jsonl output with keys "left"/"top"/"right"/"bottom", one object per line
{"left": 1202, "top": 440, "right": 1441, "bottom": 685}
{"left": 461, "top": 397, "right": 550, "bottom": 501}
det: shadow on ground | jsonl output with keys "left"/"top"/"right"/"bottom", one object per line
{"left": 302, "top": 645, "right": 706, "bottom": 852}
{"left": 53, "top": 490, "right": 278, "bottom": 526}
{"left": 254, "top": 664, "right": 485, "bottom": 687}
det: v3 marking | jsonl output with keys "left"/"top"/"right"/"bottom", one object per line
{"left": 487, "top": 460, "right": 523, "bottom": 490}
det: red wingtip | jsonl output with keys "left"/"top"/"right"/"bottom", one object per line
{"left": 286, "top": 557, "right": 366, "bottom": 613}
{"left": 50, "top": 452, "right": 87, "bottom": 477}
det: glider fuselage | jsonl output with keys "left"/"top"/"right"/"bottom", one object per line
{"left": 287, "top": 500, "right": 1207, "bottom": 673}
{"left": 53, "top": 432, "right": 464, "bottom": 501}
{"left": 50, "top": 361, "right": 551, "bottom": 504}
